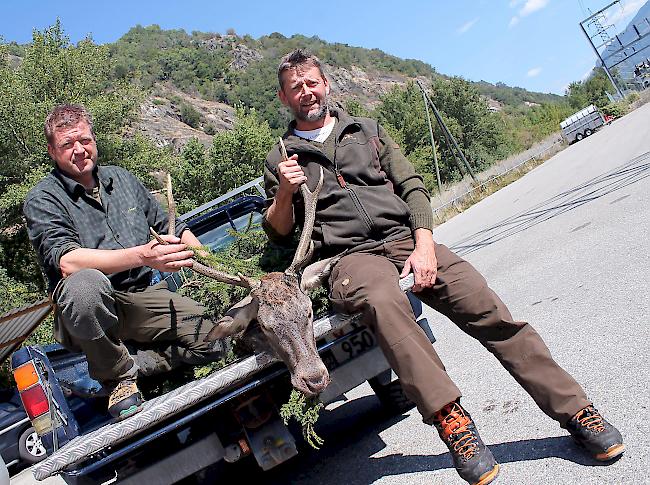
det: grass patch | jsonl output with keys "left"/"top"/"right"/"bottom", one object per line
{"left": 433, "top": 154, "right": 551, "bottom": 226}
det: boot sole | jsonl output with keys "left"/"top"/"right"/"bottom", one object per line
{"left": 113, "top": 403, "right": 144, "bottom": 422}
{"left": 595, "top": 443, "right": 625, "bottom": 461}
{"left": 473, "top": 463, "right": 500, "bottom": 485}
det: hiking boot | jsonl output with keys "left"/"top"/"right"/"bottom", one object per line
{"left": 107, "top": 379, "right": 144, "bottom": 420}
{"left": 434, "top": 402, "right": 499, "bottom": 485}
{"left": 565, "top": 406, "right": 624, "bottom": 461}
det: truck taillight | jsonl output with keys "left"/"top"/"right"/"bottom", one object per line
{"left": 14, "top": 362, "right": 39, "bottom": 391}
{"left": 20, "top": 385, "right": 50, "bottom": 420}
{"left": 13, "top": 361, "right": 51, "bottom": 422}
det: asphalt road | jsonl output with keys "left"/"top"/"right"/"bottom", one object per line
{"left": 197, "top": 103, "right": 649, "bottom": 485}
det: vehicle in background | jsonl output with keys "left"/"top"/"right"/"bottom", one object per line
{"left": 560, "top": 104, "right": 607, "bottom": 144}
{"left": 0, "top": 388, "right": 46, "bottom": 472}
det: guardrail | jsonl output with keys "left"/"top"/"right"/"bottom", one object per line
{"left": 432, "top": 139, "right": 564, "bottom": 215}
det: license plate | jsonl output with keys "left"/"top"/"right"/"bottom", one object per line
{"left": 320, "top": 322, "right": 377, "bottom": 371}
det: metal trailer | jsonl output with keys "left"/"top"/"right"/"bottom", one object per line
{"left": 560, "top": 104, "right": 606, "bottom": 144}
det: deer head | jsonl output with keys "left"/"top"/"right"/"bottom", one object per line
{"left": 152, "top": 152, "right": 332, "bottom": 397}
{"left": 202, "top": 163, "right": 330, "bottom": 397}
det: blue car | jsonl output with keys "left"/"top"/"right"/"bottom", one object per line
{"left": 0, "top": 387, "right": 46, "bottom": 472}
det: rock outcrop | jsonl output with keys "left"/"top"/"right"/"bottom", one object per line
{"left": 138, "top": 84, "right": 235, "bottom": 150}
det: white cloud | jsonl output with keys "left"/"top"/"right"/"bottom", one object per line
{"left": 527, "top": 67, "right": 542, "bottom": 77}
{"left": 605, "top": 0, "right": 645, "bottom": 26}
{"left": 520, "top": 0, "right": 550, "bottom": 17}
{"left": 509, "top": 0, "right": 550, "bottom": 28}
{"left": 457, "top": 17, "right": 479, "bottom": 34}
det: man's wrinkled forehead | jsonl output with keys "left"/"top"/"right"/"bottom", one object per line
{"left": 281, "top": 63, "right": 323, "bottom": 87}
{"left": 51, "top": 120, "right": 92, "bottom": 142}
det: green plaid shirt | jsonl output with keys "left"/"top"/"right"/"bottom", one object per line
{"left": 24, "top": 165, "right": 187, "bottom": 293}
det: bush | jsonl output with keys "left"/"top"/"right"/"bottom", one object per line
{"left": 601, "top": 102, "right": 628, "bottom": 118}
{"left": 180, "top": 102, "right": 202, "bottom": 128}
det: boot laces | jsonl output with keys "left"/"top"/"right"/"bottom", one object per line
{"left": 576, "top": 406, "right": 605, "bottom": 433}
{"left": 109, "top": 379, "right": 138, "bottom": 406}
{"left": 437, "top": 404, "right": 479, "bottom": 460}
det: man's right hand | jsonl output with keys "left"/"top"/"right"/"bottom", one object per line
{"left": 277, "top": 154, "right": 306, "bottom": 196}
{"left": 141, "top": 234, "right": 195, "bottom": 272}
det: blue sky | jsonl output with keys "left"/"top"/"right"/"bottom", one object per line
{"left": 0, "top": 0, "right": 646, "bottom": 95}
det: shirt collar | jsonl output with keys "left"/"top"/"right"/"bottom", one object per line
{"left": 53, "top": 165, "right": 113, "bottom": 198}
{"left": 286, "top": 107, "right": 360, "bottom": 142}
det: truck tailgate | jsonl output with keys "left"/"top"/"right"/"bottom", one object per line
{"left": 33, "top": 275, "right": 414, "bottom": 480}
{"left": 32, "top": 312, "right": 358, "bottom": 480}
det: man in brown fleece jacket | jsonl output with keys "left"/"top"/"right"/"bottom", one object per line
{"left": 262, "top": 49, "right": 623, "bottom": 485}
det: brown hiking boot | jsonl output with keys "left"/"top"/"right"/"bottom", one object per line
{"left": 107, "top": 378, "right": 144, "bottom": 420}
{"left": 434, "top": 402, "right": 499, "bottom": 485}
{"left": 565, "top": 406, "right": 624, "bottom": 461}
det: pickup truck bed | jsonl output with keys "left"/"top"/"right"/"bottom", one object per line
{"left": 32, "top": 274, "right": 415, "bottom": 481}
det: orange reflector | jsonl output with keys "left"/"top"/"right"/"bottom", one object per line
{"left": 14, "top": 362, "right": 39, "bottom": 391}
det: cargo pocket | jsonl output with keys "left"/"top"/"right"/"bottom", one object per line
{"left": 328, "top": 269, "right": 362, "bottom": 315}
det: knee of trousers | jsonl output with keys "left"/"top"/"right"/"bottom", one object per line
{"left": 55, "top": 269, "right": 118, "bottom": 340}
{"left": 176, "top": 340, "right": 227, "bottom": 365}
{"left": 360, "top": 287, "right": 419, "bottom": 348}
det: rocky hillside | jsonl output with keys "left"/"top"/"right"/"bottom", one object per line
{"left": 109, "top": 26, "right": 564, "bottom": 150}
{"left": 139, "top": 85, "right": 235, "bottom": 150}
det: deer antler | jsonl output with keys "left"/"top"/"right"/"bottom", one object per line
{"left": 166, "top": 173, "right": 176, "bottom": 236}
{"left": 149, "top": 228, "right": 253, "bottom": 288}
{"left": 280, "top": 138, "right": 324, "bottom": 277}
{"left": 149, "top": 173, "right": 253, "bottom": 289}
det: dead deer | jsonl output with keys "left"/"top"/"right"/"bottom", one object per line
{"left": 151, "top": 161, "right": 331, "bottom": 397}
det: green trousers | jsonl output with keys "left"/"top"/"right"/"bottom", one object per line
{"left": 53, "top": 268, "right": 223, "bottom": 386}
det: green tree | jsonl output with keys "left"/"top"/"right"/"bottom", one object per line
{"left": 207, "top": 107, "right": 274, "bottom": 195}
{"left": 0, "top": 21, "right": 157, "bottom": 294}
{"left": 375, "top": 79, "right": 512, "bottom": 187}
{"left": 566, "top": 68, "right": 615, "bottom": 109}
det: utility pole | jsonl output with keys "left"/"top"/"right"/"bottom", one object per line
{"left": 418, "top": 83, "right": 442, "bottom": 193}
{"left": 417, "top": 80, "right": 477, "bottom": 182}
{"left": 579, "top": 1, "right": 625, "bottom": 100}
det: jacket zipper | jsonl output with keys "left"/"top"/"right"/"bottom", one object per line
{"left": 333, "top": 141, "right": 375, "bottom": 233}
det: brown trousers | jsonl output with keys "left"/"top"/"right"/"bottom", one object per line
{"left": 53, "top": 269, "right": 223, "bottom": 385}
{"left": 328, "top": 238, "right": 590, "bottom": 425}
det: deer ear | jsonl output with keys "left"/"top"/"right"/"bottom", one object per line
{"left": 205, "top": 295, "right": 259, "bottom": 341}
{"left": 300, "top": 255, "right": 342, "bottom": 292}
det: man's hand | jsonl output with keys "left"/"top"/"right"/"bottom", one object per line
{"left": 141, "top": 234, "right": 195, "bottom": 272}
{"left": 265, "top": 154, "right": 304, "bottom": 237}
{"left": 277, "top": 154, "right": 306, "bottom": 196}
{"left": 400, "top": 229, "right": 437, "bottom": 292}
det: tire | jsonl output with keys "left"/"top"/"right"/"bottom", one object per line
{"left": 575, "top": 133, "right": 584, "bottom": 141}
{"left": 584, "top": 128, "right": 593, "bottom": 136}
{"left": 18, "top": 427, "right": 46, "bottom": 464}
{"left": 368, "top": 377, "right": 415, "bottom": 414}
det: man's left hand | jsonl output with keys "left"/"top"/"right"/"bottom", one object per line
{"left": 400, "top": 229, "right": 437, "bottom": 292}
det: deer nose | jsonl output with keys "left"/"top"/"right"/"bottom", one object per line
{"left": 303, "top": 370, "right": 330, "bottom": 396}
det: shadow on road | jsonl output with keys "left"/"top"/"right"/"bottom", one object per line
{"left": 450, "top": 151, "right": 650, "bottom": 256}
{"left": 190, "top": 393, "right": 614, "bottom": 485}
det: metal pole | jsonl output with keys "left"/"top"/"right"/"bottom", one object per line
{"left": 418, "top": 82, "right": 477, "bottom": 181}
{"left": 418, "top": 82, "right": 442, "bottom": 193}
{"left": 579, "top": 20, "right": 625, "bottom": 100}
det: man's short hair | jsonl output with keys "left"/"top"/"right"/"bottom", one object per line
{"left": 44, "top": 104, "right": 95, "bottom": 144}
{"left": 277, "top": 49, "right": 325, "bottom": 89}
